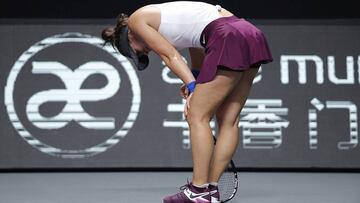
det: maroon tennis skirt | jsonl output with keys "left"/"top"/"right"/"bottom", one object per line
{"left": 197, "top": 16, "right": 273, "bottom": 83}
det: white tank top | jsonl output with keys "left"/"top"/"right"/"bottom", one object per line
{"left": 149, "top": 1, "right": 221, "bottom": 50}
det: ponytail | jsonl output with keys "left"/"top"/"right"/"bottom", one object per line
{"left": 101, "top": 13, "right": 129, "bottom": 48}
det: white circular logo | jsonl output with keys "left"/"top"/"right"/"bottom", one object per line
{"left": 4, "top": 32, "right": 141, "bottom": 158}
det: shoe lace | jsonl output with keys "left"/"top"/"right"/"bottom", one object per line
{"left": 179, "top": 179, "right": 191, "bottom": 191}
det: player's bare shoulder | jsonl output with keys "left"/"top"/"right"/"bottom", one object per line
{"left": 129, "top": 5, "right": 161, "bottom": 31}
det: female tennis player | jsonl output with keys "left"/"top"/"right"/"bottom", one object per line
{"left": 101, "top": 1, "right": 272, "bottom": 203}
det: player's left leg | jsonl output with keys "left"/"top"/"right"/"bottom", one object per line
{"left": 186, "top": 69, "right": 244, "bottom": 186}
{"left": 209, "top": 67, "right": 259, "bottom": 184}
{"left": 163, "top": 69, "right": 243, "bottom": 203}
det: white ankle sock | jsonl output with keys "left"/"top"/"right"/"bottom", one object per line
{"left": 193, "top": 183, "right": 209, "bottom": 188}
{"left": 209, "top": 182, "right": 218, "bottom": 186}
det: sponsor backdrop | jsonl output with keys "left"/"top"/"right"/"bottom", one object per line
{"left": 0, "top": 20, "right": 359, "bottom": 169}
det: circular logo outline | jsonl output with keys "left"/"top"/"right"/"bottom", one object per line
{"left": 4, "top": 32, "right": 141, "bottom": 158}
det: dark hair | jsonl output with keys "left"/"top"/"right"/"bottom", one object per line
{"left": 101, "top": 13, "right": 129, "bottom": 48}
